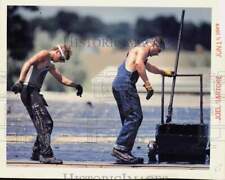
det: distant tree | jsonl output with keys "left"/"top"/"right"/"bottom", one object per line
{"left": 7, "top": 6, "right": 39, "bottom": 90}
{"left": 135, "top": 16, "right": 179, "bottom": 45}
{"left": 134, "top": 18, "right": 156, "bottom": 41}
{"left": 105, "top": 22, "right": 133, "bottom": 49}
{"left": 33, "top": 11, "right": 105, "bottom": 40}
{"left": 134, "top": 16, "right": 211, "bottom": 50}
{"left": 55, "top": 11, "right": 80, "bottom": 36}
{"left": 183, "top": 22, "right": 198, "bottom": 50}
{"left": 79, "top": 16, "right": 104, "bottom": 38}
{"left": 153, "top": 16, "right": 179, "bottom": 37}
{"left": 7, "top": 6, "right": 39, "bottom": 60}
{"left": 196, "top": 22, "right": 211, "bottom": 50}
{"left": 31, "top": 17, "right": 58, "bottom": 36}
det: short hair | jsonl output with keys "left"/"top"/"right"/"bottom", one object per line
{"left": 140, "top": 36, "right": 165, "bottom": 50}
{"left": 51, "top": 44, "right": 72, "bottom": 60}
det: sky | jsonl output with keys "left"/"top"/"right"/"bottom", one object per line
{"left": 19, "top": 6, "right": 211, "bottom": 25}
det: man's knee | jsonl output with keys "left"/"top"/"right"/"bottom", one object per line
{"left": 46, "top": 119, "right": 53, "bottom": 133}
{"left": 42, "top": 115, "right": 53, "bottom": 134}
{"left": 126, "top": 110, "right": 143, "bottom": 126}
{"left": 31, "top": 102, "right": 53, "bottom": 132}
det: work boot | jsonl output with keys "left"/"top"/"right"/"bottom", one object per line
{"left": 30, "top": 152, "right": 39, "bottom": 161}
{"left": 39, "top": 155, "right": 63, "bottom": 164}
{"left": 112, "top": 148, "right": 144, "bottom": 164}
{"left": 128, "top": 152, "right": 144, "bottom": 164}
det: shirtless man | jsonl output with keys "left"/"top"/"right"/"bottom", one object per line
{"left": 11, "top": 44, "right": 83, "bottom": 164}
{"left": 111, "top": 36, "right": 173, "bottom": 164}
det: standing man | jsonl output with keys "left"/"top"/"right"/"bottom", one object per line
{"left": 11, "top": 44, "right": 83, "bottom": 164}
{"left": 112, "top": 36, "right": 173, "bottom": 164}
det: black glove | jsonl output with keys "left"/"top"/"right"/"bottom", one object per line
{"left": 11, "top": 81, "right": 23, "bottom": 94}
{"left": 146, "top": 89, "right": 154, "bottom": 100}
{"left": 74, "top": 84, "right": 83, "bottom": 97}
{"left": 143, "top": 82, "right": 154, "bottom": 100}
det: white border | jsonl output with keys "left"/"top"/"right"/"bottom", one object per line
{"left": 1, "top": 0, "right": 224, "bottom": 179}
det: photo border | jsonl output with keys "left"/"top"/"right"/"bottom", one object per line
{"left": 1, "top": 0, "right": 224, "bottom": 179}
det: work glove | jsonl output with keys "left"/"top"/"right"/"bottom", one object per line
{"left": 163, "top": 69, "right": 175, "bottom": 77}
{"left": 143, "top": 81, "right": 154, "bottom": 100}
{"left": 74, "top": 84, "right": 83, "bottom": 97}
{"left": 10, "top": 81, "right": 24, "bottom": 94}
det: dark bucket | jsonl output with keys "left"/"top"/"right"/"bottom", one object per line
{"left": 155, "top": 123, "right": 208, "bottom": 163}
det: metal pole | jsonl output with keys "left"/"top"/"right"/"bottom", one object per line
{"left": 161, "top": 75, "right": 165, "bottom": 124}
{"left": 166, "top": 10, "right": 185, "bottom": 123}
{"left": 200, "top": 75, "right": 204, "bottom": 124}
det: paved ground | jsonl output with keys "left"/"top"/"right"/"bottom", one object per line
{"left": 6, "top": 92, "right": 210, "bottom": 164}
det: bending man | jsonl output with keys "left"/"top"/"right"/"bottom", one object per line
{"left": 11, "top": 44, "right": 83, "bottom": 164}
{"left": 112, "top": 36, "right": 173, "bottom": 164}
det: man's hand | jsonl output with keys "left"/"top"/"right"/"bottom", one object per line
{"left": 11, "top": 81, "right": 23, "bottom": 94}
{"left": 143, "top": 81, "right": 154, "bottom": 100}
{"left": 74, "top": 84, "right": 83, "bottom": 97}
{"left": 163, "top": 69, "right": 175, "bottom": 77}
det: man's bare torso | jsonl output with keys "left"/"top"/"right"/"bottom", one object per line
{"left": 125, "top": 46, "right": 149, "bottom": 72}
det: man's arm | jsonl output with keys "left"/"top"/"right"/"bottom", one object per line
{"left": 49, "top": 65, "right": 76, "bottom": 87}
{"left": 135, "top": 50, "right": 150, "bottom": 84}
{"left": 145, "top": 62, "right": 164, "bottom": 75}
{"left": 18, "top": 50, "right": 49, "bottom": 82}
{"left": 135, "top": 50, "right": 155, "bottom": 100}
{"left": 49, "top": 65, "right": 83, "bottom": 97}
{"left": 146, "top": 62, "right": 174, "bottom": 77}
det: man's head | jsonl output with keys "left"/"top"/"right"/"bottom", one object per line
{"left": 51, "top": 44, "right": 72, "bottom": 63}
{"left": 140, "top": 36, "right": 165, "bottom": 56}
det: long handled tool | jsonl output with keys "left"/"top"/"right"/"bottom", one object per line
{"left": 166, "top": 10, "right": 185, "bottom": 123}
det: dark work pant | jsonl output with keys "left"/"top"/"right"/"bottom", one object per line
{"left": 20, "top": 86, "right": 54, "bottom": 158}
{"left": 112, "top": 86, "right": 143, "bottom": 152}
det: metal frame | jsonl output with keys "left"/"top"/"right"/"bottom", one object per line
{"left": 161, "top": 74, "right": 204, "bottom": 124}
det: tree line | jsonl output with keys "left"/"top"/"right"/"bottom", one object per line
{"left": 8, "top": 6, "right": 211, "bottom": 61}
{"left": 7, "top": 6, "right": 211, "bottom": 90}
